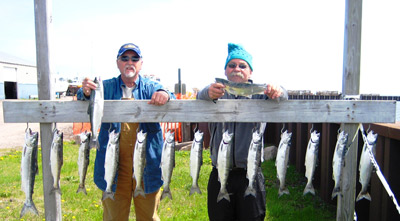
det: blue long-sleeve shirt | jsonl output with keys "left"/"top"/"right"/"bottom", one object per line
{"left": 77, "top": 74, "right": 174, "bottom": 193}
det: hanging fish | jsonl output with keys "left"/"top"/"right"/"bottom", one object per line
{"left": 160, "top": 131, "right": 176, "bottom": 200}
{"left": 77, "top": 131, "right": 91, "bottom": 195}
{"left": 88, "top": 77, "right": 104, "bottom": 149}
{"left": 189, "top": 130, "right": 204, "bottom": 196}
{"left": 102, "top": 130, "right": 120, "bottom": 201}
{"left": 217, "top": 130, "right": 234, "bottom": 202}
{"left": 50, "top": 128, "right": 63, "bottom": 195}
{"left": 244, "top": 128, "right": 264, "bottom": 198}
{"left": 303, "top": 130, "right": 320, "bottom": 196}
{"left": 356, "top": 130, "right": 378, "bottom": 201}
{"left": 275, "top": 130, "right": 292, "bottom": 197}
{"left": 133, "top": 130, "right": 147, "bottom": 198}
{"left": 20, "top": 128, "right": 39, "bottom": 218}
{"left": 332, "top": 130, "right": 349, "bottom": 199}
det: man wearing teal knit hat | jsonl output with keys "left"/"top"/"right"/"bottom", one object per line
{"left": 197, "top": 43, "right": 288, "bottom": 220}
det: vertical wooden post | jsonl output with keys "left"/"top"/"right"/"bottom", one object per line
{"left": 338, "top": 0, "right": 362, "bottom": 220}
{"left": 34, "top": 0, "right": 62, "bottom": 220}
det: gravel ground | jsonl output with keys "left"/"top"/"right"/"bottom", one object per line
{"left": 0, "top": 97, "right": 75, "bottom": 150}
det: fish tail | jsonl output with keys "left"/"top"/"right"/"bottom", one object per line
{"left": 134, "top": 186, "right": 146, "bottom": 198}
{"left": 89, "top": 139, "right": 99, "bottom": 149}
{"left": 160, "top": 187, "right": 172, "bottom": 201}
{"left": 20, "top": 201, "right": 39, "bottom": 218}
{"left": 76, "top": 184, "right": 87, "bottom": 195}
{"left": 244, "top": 186, "right": 257, "bottom": 198}
{"left": 356, "top": 190, "right": 371, "bottom": 202}
{"left": 217, "top": 189, "right": 230, "bottom": 202}
{"left": 189, "top": 184, "right": 202, "bottom": 196}
{"left": 303, "top": 183, "right": 315, "bottom": 196}
{"left": 278, "top": 187, "right": 290, "bottom": 197}
{"left": 331, "top": 187, "right": 340, "bottom": 199}
{"left": 102, "top": 191, "right": 115, "bottom": 201}
{"left": 51, "top": 187, "right": 62, "bottom": 195}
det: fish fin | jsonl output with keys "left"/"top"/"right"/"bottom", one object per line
{"left": 133, "top": 186, "right": 146, "bottom": 198}
{"left": 356, "top": 191, "right": 371, "bottom": 202}
{"left": 76, "top": 184, "right": 87, "bottom": 195}
{"left": 303, "top": 183, "right": 315, "bottom": 196}
{"left": 244, "top": 186, "right": 257, "bottom": 198}
{"left": 102, "top": 191, "right": 115, "bottom": 201}
{"left": 160, "top": 187, "right": 172, "bottom": 201}
{"left": 278, "top": 187, "right": 289, "bottom": 197}
{"left": 189, "top": 185, "right": 202, "bottom": 196}
{"left": 20, "top": 201, "right": 39, "bottom": 218}
{"left": 217, "top": 190, "right": 230, "bottom": 202}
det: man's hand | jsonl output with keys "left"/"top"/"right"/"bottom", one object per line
{"left": 208, "top": 83, "right": 225, "bottom": 100}
{"left": 82, "top": 77, "right": 97, "bottom": 97}
{"left": 265, "top": 84, "right": 283, "bottom": 100}
{"left": 148, "top": 91, "right": 169, "bottom": 106}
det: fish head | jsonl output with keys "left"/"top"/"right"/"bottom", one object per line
{"left": 338, "top": 131, "right": 348, "bottom": 145}
{"left": 366, "top": 130, "right": 378, "bottom": 145}
{"left": 282, "top": 131, "right": 292, "bottom": 144}
{"left": 79, "top": 131, "right": 91, "bottom": 143}
{"left": 194, "top": 130, "right": 204, "bottom": 143}
{"left": 25, "top": 128, "right": 38, "bottom": 147}
{"left": 137, "top": 130, "right": 147, "bottom": 143}
{"left": 52, "top": 128, "right": 63, "bottom": 142}
{"left": 222, "top": 130, "right": 234, "bottom": 143}
{"left": 252, "top": 130, "right": 263, "bottom": 144}
{"left": 109, "top": 130, "right": 120, "bottom": 144}
{"left": 310, "top": 130, "right": 320, "bottom": 143}
{"left": 165, "top": 131, "right": 175, "bottom": 143}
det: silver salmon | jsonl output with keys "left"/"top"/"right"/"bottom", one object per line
{"left": 133, "top": 130, "right": 147, "bottom": 198}
{"left": 50, "top": 128, "right": 63, "bottom": 195}
{"left": 244, "top": 129, "right": 264, "bottom": 198}
{"left": 356, "top": 130, "right": 377, "bottom": 201}
{"left": 217, "top": 130, "right": 234, "bottom": 202}
{"left": 276, "top": 130, "right": 292, "bottom": 197}
{"left": 88, "top": 77, "right": 104, "bottom": 149}
{"left": 160, "top": 131, "right": 175, "bottom": 200}
{"left": 20, "top": 128, "right": 39, "bottom": 218}
{"left": 189, "top": 130, "right": 204, "bottom": 196}
{"left": 215, "top": 77, "right": 266, "bottom": 97}
{"left": 303, "top": 130, "right": 320, "bottom": 196}
{"left": 77, "top": 131, "right": 91, "bottom": 195}
{"left": 332, "top": 130, "right": 349, "bottom": 199}
{"left": 102, "top": 130, "right": 120, "bottom": 201}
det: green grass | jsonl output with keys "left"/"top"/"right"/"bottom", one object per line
{"left": 0, "top": 141, "right": 335, "bottom": 220}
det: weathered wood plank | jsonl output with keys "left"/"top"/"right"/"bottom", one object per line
{"left": 2, "top": 99, "right": 396, "bottom": 123}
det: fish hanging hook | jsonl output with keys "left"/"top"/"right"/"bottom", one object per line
{"left": 281, "top": 123, "right": 285, "bottom": 134}
{"left": 193, "top": 123, "right": 199, "bottom": 134}
{"left": 108, "top": 123, "right": 112, "bottom": 134}
{"left": 25, "top": 123, "right": 29, "bottom": 132}
{"left": 310, "top": 124, "right": 314, "bottom": 134}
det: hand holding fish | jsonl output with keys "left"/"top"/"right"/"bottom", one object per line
{"left": 208, "top": 83, "right": 225, "bottom": 100}
{"left": 265, "top": 84, "right": 283, "bottom": 100}
{"left": 148, "top": 91, "right": 169, "bottom": 106}
{"left": 82, "top": 77, "right": 97, "bottom": 97}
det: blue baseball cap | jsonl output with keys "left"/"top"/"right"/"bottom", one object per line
{"left": 224, "top": 43, "right": 253, "bottom": 71}
{"left": 117, "top": 43, "right": 142, "bottom": 58}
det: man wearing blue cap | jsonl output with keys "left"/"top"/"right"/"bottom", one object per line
{"left": 78, "top": 43, "right": 173, "bottom": 220}
{"left": 197, "top": 43, "right": 288, "bottom": 220}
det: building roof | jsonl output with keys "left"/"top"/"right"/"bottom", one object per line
{"left": 0, "top": 51, "right": 36, "bottom": 67}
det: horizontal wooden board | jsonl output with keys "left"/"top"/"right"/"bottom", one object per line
{"left": 2, "top": 99, "right": 396, "bottom": 123}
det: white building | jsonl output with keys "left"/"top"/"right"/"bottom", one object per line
{"left": 0, "top": 51, "right": 38, "bottom": 99}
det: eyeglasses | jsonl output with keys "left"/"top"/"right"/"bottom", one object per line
{"left": 120, "top": 55, "right": 140, "bottom": 62}
{"left": 227, "top": 63, "right": 248, "bottom": 69}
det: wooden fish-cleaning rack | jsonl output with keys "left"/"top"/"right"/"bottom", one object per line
{"left": 2, "top": 0, "right": 397, "bottom": 220}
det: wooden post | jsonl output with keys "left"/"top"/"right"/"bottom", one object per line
{"left": 338, "top": 0, "right": 362, "bottom": 220}
{"left": 34, "top": 0, "right": 62, "bottom": 220}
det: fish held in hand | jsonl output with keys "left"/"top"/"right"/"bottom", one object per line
{"left": 20, "top": 128, "right": 39, "bottom": 218}
{"left": 215, "top": 78, "right": 266, "bottom": 97}
{"left": 88, "top": 77, "right": 104, "bottom": 149}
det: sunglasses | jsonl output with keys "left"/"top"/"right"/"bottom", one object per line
{"left": 227, "top": 63, "right": 248, "bottom": 69}
{"left": 120, "top": 55, "right": 140, "bottom": 62}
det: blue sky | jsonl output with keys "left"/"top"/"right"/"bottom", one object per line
{"left": 1, "top": 0, "right": 399, "bottom": 95}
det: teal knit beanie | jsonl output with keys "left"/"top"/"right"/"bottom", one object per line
{"left": 224, "top": 43, "right": 253, "bottom": 71}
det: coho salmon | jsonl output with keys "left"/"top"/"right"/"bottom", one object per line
{"left": 215, "top": 78, "right": 267, "bottom": 97}
{"left": 50, "top": 128, "right": 63, "bottom": 195}
{"left": 77, "top": 131, "right": 91, "bottom": 195}
{"left": 216, "top": 130, "right": 234, "bottom": 202}
{"left": 103, "top": 130, "right": 120, "bottom": 201}
{"left": 20, "top": 128, "right": 39, "bottom": 218}
{"left": 332, "top": 130, "right": 349, "bottom": 199}
{"left": 276, "top": 130, "right": 292, "bottom": 197}
{"left": 244, "top": 129, "right": 264, "bottom": 198}
{"left": 88, "top": 77, "right": 104, "bottom": 149}
{"left": 160, "top": 131, "right": 175, "bottom": 200}
{"left": 356, "top": 130, "right": 377, "bottom": 201}
{"left": 303, "top": 130, "right": 320, "bottom": 196}
{"left": 189, "top": 130, "right": 204, "bottom": 196}
{"left": 133, "top": 130, "right": 147, "bottom": 198}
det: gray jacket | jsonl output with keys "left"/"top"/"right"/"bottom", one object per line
{"left": 197, "top": 82, "right": 288, "bottom": 168}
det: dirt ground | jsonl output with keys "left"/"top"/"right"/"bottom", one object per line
{"left": 0, "top": 97, "right": 75, "bottom": 150}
